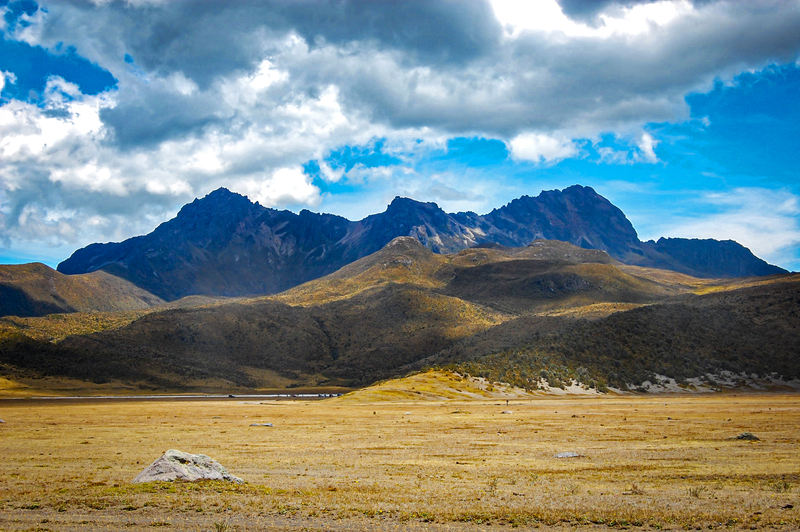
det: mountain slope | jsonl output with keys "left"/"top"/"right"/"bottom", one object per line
{"left": 57, "top": 186, "right": 787, "bottom": 301}
{"left": 1, "top": 238, "right": 661, "bottom": 390}
{"left": 3, "top": 238, "right": 797, "bottom": 393}
{"left": 447, "top": 275, "right": 800, "bottom": 391}
{"left": 642, "top": 237, "right": 788, "bottom": 277}
{"left": 0, "top": 263, "right": 164, "bottom": 318}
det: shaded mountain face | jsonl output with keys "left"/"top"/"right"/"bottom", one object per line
{"left": 57, "top": 185, "right": 786, "bottom": 300}
{"left": 643, "top": 237, "right": 787, "bottom": 277}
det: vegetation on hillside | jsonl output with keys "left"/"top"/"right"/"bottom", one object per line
{"left": 0, "top": 264, "right": 164, "bottom": 318}
{"left": 449, "top": 278, "right": 800, "bottom": 390}
{"left": 1, "top": 240, "right": 796, "bottom": 393}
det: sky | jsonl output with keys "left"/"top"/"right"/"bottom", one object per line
{"left": 0, "top": 0, "right": 799, "bottom": 271}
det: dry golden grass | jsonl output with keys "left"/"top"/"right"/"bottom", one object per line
{"left": 0, "top": 296, "right": 244, "bottom": 344}
{"left": 334, "top": 371, "right": 601, "bottom": 402}
{"left": 333, "top": 370, "right": 522, "bottom": 402}
{"left": 1, "top": 393, "right": 799, "bottom": 531}
{"left": 268, "top": 261, "right": 448, "bottom": 307}
{"left": 533, "top": 302, "right": 648, "bottom": 320}
{"left": 0, "top": 374, "right": 144, "bottom": 398}
{"left": 690, "top": 273, "right": 800, "bottom": 295}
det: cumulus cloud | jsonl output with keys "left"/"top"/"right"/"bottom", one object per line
{"left": 239, "top": 167, "right": 321, "bottom": 207}
{"left": 494, "top": 0, "right": 692, "bottom": 38}
{"left": 318, "top": 161, "right": 345, "bottom": 183}
{"left": 508, "top": 133, "right": 580, "bottom": 164}
{"left": 1, "top": 0, "right": 799, "bottom": 260}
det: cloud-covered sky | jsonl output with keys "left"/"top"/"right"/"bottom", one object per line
{"left": 1, "top": 0, "right": 799, "bottom": 270}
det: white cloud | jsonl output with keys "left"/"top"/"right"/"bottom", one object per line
{"left": 594, "top": 131, "right": 660, "bottom": 164}
{"left": 318, "top": 161, "right": 345, "bottom": 183}
{"left": 165, "top": 72, "right": 199, "bottom": 96}
{"left": 240, "top": 167, "right": 321, "bottom": 207}
{"left": 490, "top": 0, "right": 694, "bottom": 39}
{"left": 508, "top": 133, "right": 580, "bottom": 164}
{"left": 635, "top": 132, "right": 659, "bottom": 163}
{"left": 249, "top": 60, "right": 289, "bottom": 92}
{"left": 663, "top": 188, "right": 800, "bottom": 268}
{"left": 50, "top": 163, "right": 128, "bottom": 196}
{"left": 0, "top": 71, "right": 16, "bottom": 92}
{"left": 6, "top": 6, "right": 45, "bottom": 46}
{"left": 342, "top": 163, "right": 415, "bottom": 186}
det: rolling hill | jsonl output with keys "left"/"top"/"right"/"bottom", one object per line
{"left": 0, "top": 263, "right": 164, "bottom": 318}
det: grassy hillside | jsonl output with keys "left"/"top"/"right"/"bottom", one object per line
{"left": 269, "top": 237, "right": 449, "bottom": 306}
{"left": 0, "top": 263, "right": 164, "bottom": 318}
{"left": 0, "top": 283, "right": 506, "bottom": 390}
{"left": 448, "top": 275, "right": 800, "bottom": 391}
{"left": 332, "top": 369, "right": 533, "bottom": 402}
{"left": 1, "top": 239, "right": 794, "bottom": 394}
{"left": 438, "top": 260, "right": 676, "bottom": 314}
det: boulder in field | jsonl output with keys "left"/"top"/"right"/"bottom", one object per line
{"left": 132, "top": 449, "right": 243, "bottom": 484}
{"left": 554, "top": 451, "right": 581, "bottom": 458}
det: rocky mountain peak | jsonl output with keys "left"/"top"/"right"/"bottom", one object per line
{"left": 176, "top": 187, "right": 262, "bottom": 220}
{"left": 56, "top": 185, "right": 788, "bottom": 300}
{"left": 386, "top": 196, "right": 445, "bottom": 216}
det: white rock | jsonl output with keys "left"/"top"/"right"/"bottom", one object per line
{"left": 132, "top": 449, "right": 243, "bottom": 484}
{"left": 554, "top": 451, "right": 581, "bottom": 458}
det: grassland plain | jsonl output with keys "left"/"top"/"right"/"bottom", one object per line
{"left": 1, "top": 394, "right": 799, "bottom": 531}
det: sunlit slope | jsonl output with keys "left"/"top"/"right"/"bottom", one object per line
{"left": 0, "top": 292, "right": 243, "bottom": 343}
{"left": 269, "top": 237, "right": 449, "bottom": 306}
{"left": 437, "top": 260, "right": 680, "bottom": 314}
{"left": 0, "top": 310, "right": 152, "bottom": 343}
{"left": 0, "top": 263, "right": 165, "bottom": 317}
{"left": 332, "top": 370, "right": 531, "bottom": 402}
{"left": 272, "top": 237, "right": 688, "bottom": 315}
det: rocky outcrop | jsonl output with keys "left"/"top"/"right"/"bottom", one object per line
{"left": 132, "top": 449, "right": 243, "bottom": 484}
{"left": 57, "top": 186, "right": 787, "bottom": 300}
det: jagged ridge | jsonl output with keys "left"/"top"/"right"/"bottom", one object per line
{"left": 57, "top": 185, "right": 787, "bottom": 300}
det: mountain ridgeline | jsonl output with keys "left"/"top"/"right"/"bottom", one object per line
{"left": 57, "top": 186, "right": 786, "bottom": 301}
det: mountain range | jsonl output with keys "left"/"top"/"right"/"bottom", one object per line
{"left": 1, "top": 185, "right": 796, "bottom": 396}
{"left": 56, "top": 185, "right": 787, "bottom": 301}
{"left": 1, "top": 236, "right": 797, "bottom": 393}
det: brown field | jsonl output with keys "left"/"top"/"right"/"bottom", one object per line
{"left": 1, "top": 393, "right": 799, "bottom": 531}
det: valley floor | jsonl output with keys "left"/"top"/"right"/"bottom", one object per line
{"left": 1, "top": 394, "right": 799, "bottom": 531}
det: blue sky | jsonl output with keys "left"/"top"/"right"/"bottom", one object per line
{"left": 1, "top": 0, "right": 799, "bottom": 270}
